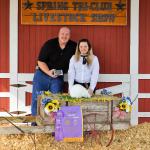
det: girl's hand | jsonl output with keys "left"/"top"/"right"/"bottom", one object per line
{"left": 88, "top": 88, "right": 93, "bottom": 96}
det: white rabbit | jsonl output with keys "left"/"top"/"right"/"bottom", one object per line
{"left": 69, "top": 84, "right": 91, "bottom": 98}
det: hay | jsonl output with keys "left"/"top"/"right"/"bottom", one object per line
{"left": 0, "top": 122, "right": 150, "bottom": 150}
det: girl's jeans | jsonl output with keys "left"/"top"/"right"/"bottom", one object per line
{"left": 31, "top": 69, "right": 63, "bottom": 116}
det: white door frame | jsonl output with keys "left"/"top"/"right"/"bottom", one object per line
{"left": 9, "top": 0, "right": 18, "bottom": 113}
{"left": 130, "top": 0, "right": 139, "bottom": 125}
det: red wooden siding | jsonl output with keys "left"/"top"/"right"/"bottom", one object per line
{"left": 25, "top": 82, "right": 33, "bottom": 106}
{"left": 0, "top": 0, "right": 10, "bottom": 111}
{"left": 138, "top": 0, "right": 150, "bottom": 123}
{"left": 139, "top": 80, "right": 150, "bottom": 93}
{"left": 18, "top": 25, "right": 130, "bottom": 74}
{"left": 139, "top": 0, "right": 150, "bottom": 74}
{"left": 0, "top": 97, "right": 9, "bottom": 111}
{"left": 0, "top": 0, "right": 9, "bottom": 73}
{"left": 0, "top": 78, "right": 9, "bottom": 92}
{"left": 26, "top": 92, "right": 32, "bottom": 106}
{"left": 97, "top": 82, "right": 121, "bottom": 90}
{"left": 138, "top": 118, "right": 150, "bottom": 124}
{"left": 0, "top": 0, "right": 9, "bottom": 95}
{"left": 139, "top": 98, "right": 150, "bottom": 112}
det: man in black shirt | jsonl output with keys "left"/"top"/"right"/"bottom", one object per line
{"left": 31, "top": 27, "right": 77, "bottom": 124}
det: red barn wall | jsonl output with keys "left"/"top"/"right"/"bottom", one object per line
{"left": 0, "top": 0, "right": 9, "bottom": 111}
{"left": 138, "top": 0, "right": 150, "bottom": 123}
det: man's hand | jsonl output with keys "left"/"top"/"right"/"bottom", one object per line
{"left": 47, "top": 69, "right": 57, "bottom": 78}
{"left": 38, "top": 61, "right": 58, "bottom": 78}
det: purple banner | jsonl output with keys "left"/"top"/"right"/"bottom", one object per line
{"left": 55, "top": 106, "right": 83, "bottom": 142}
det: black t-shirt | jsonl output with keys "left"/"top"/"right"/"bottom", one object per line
{"left": 38, "top": 38, "right": 77, "bottom": 73}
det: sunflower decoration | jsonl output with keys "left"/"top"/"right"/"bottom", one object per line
{"left": 44, "top": 102, "right": 56, "bottom": 115}
{"left": 113, "top": 95, "right": 136, "bottom": 120}
{"left": 118, "top": 96, "right": 132, "bottom": 112}
{"left": 51, "top": 99, "right": 60, "bottom": 109}
{"left": 119, "top": 102, "right": 127, "bottom": 111}
{"left": 113, "top": 99, "right": 129, "bottom": 120}
{"left": 41, "top": 97, "right": 60, "bottom": 116}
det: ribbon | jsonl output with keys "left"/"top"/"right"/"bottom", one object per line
{"left": 81, "top": 55, "right": 87, "bottom": 65}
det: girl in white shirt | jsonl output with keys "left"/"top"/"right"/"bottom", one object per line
{"left": 68, "top": 39, "right": 100, "bottom": 96}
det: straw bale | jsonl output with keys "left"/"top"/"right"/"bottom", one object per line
{"left": 0, "top": 122, "right": 150, "bottom": 150}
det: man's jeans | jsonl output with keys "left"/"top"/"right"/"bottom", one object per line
{"left": 31, "top": 69, "right": 63, "bottom": 116}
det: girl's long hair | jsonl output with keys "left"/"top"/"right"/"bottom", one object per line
{"left": 74, "top": 39, "right": 94, "bottom": 65}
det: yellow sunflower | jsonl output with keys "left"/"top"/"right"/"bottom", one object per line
{"left": 44, "top": 103, "right": 56, "bottom": 115}
{"left": 119, "top": 102, "right": 127, "bottom": 111}
{"left": 51, "top": 99, "right": 60, "bottom": 109}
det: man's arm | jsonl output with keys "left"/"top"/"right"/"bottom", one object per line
{"left": 38, "top": 61, "right": 57, "bottom": 78}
